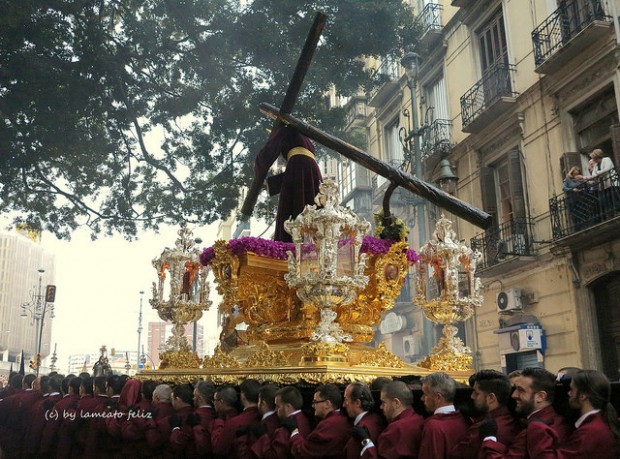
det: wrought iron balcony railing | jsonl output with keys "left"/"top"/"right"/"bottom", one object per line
{"left": 422, "top": 118, "right": 452, "bottom": 159}
{"left": 470, "top": 217, "right": 536, "bottom": 270}
{"left": 460, "top": 62, "right": 517, "bottom": 129}
{"left": 420, "top": 2, "right": 443, "bottom": 36}
{"left": 532, "top": 0, "right": 610, "bottom": 67}
{"left": 367, "top": 57, "right": 399, "bottom": 101}
{"left": 550, "top": 168, "right": 620, "bottom": 239}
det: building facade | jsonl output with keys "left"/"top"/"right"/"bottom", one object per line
{"left": 0, "top": 229, "right": 55, "bottom": 374}
{"left": 147, "top": 321, "right": 204, "bottom": 368}
{"left": 347, "top": 0, "right": 620, "bottom": 377}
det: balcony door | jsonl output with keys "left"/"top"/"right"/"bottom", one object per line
{"left": 593, "top": 272, "right": 620, "bottom": 380}
{"left": 478, "top": 11, "right": 509, "bottom": 105}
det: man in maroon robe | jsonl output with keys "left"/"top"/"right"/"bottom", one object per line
{"left": 211, "top": 380, "right": 261, "bottom": 458}
{"left": 290, "top": 383, "right": 351, "bottom": 459}
{"left": 526, "top": 369, "right": 618, "bottom": 459}
{"left": 0, "top": 373, "right": 36, "bottom": 459}
{"left": 24, "top": 374, "right": 63, "bottom": 457}
{"left": 170, "top": 380, "right": 216, "bottom": 458}
{"left": 481, "top": 367, "right": 571, "bottom": 459}
{"left": 361, "top": 380, "right": 424, "bottom": 459}
{"left": 40, "top": 375, "right": 81, "bottom": 457}
{"left": 451, "top": 369, "right": 520, "bottom": 458}
{"left": 418, "top": 372, "right": 469, "bottom": 459}
{"left": 254, "top": 125, "right": 322, "bottom": 242}
{"left": 251, "top": 385, "right": 312, "bottom": 459}
{"left": 258, "top": 383, "right": 281, "bottom": 438}
{"left": 342, "top": 382, "right": 386, "bottom": 459}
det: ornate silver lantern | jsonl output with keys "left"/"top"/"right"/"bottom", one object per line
{"left": 284, "top": 178, "right": 370, "bottom": 343}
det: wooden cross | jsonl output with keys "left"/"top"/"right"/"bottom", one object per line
{"left": 241, "top": 12, "right": 491, "bottom": 230}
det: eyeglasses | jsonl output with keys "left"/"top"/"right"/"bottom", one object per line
{"left": 311, "top": 399, "right": 328, "bottom": 405}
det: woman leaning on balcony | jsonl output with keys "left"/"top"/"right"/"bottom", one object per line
{"left": 586, "top": 149, "right": 620, "bottom": 219}
{"left": 563, "top": 166, "right": 591, "bottom": 231}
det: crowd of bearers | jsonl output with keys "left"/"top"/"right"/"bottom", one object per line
{"left": 1, "top": 367, "right": 619, "bottom": 458}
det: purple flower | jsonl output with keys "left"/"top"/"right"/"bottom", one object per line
{"left": 200, "top": 235, "right": 418, "bottom": 265}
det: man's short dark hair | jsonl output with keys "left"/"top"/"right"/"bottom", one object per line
{"left": 316, "top": 383, "right": 342, "bottom": 409}
{"left": 276, "top": 386, "right": 303, "bottom": 410}
{"left": 521, "top": 367, "right": 556, "bottom": 402}
{"left": 240, "top": 379, "right": 261, "bottom": 404}
{"left": 172, "top": 384, "right": 194, "bottom": 405}
{"left": 348, "top": 382, "right": 375, "bottom": 411}
{"left": 141, "top": 380, "right": 157, "bottom": 401}
{"left": 259, "top": 384, "right": 279, "bottom": 411}
{"left": 470, "top": 369, "right": 512, "bottom": 405}
{"left": 68, "top": 376, "right": 82, "bottom": 395}
{"left": 195, "top": 381, "right": 215, "bottom": 404}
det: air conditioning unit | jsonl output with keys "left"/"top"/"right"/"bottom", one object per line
{"left": 403, "top": 335, "right": 421, "bottom": 357}
{"left": 497, "top": 289, "right": 523, "bottom": 313}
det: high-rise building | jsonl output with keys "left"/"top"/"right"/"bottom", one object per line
{"left": 147, "top": 321, "right": 204, "bottom": 368}
{"left": 0, "top": 229, "right": 55, "bottom": 374}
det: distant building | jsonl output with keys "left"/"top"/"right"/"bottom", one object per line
{"left": 147, "top": 322, "right": 204, "bottom": 368}
{"left": 0, "top": 229, "right": 55, "bottom": 375}
{"left": 67, "top": 350, "right": 139, "bottom": 375}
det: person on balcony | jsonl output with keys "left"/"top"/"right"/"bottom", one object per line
{"left": 563, "top": 166, "right": 592, "bottom": 230}
{"left": 586, "top": 149, "right": 620, "bottom": 219}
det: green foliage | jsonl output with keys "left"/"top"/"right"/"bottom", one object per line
{"left": 0, "top": 0, "right": 417, "bottom": 239}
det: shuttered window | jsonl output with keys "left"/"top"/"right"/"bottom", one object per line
{"left": 480, "top": 150, "right": 526, "bottom": 225}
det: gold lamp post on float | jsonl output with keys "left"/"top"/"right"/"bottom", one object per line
{"left": 150, "top": 226, "right": 211, "bottom": 369}
{"left": 284, "top": 178, "right": 370, "bottom": 361}
{"left": 416, "top": 214, "right": 483, "bottom": 371}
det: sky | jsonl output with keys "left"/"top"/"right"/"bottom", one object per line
{"left": 41, "top": 222, "right": 223, "bottom": 372}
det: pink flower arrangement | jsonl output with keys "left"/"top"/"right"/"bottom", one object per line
{"left": 200, "top": 236, "right": 418, "bottom": 265}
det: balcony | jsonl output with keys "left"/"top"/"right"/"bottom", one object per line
{"left": 549, "top": 169, "right": 620, "bottom": 249}
{"left": 367, "top": 57, "right": 400, "bottom": 107}
{"left": 532, "top": 0, "right": 612, "bottom": 75}
{"left": 422, "top": 118, "right": 452, "bottom": 160}
{"left": 419, "top": 2, "right": 443, "bottom": 47}
{"left": 470, "top": 217, "right": 536, "bottom": 273}
{"left": 344, "top": 96, "right": 367, "bottom": 131}
{"left": 460, "top": 63, "right": 517, "bottom": 133}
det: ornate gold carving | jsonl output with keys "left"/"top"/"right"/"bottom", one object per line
{"left": 356, "top": 343, "right": 404, "bottom": 368}
{"left": 202, "top": 345, "right": 240, "bottom": 369}
{"left": 159, "top": 342, "right": 201, "bottom": 370}
{"left": 300, "top": 341, "right": 350, "bottom": 364}
{"left": 245, "top": 343, "right": 289, "bottom": 368}
{"left": 335, "top": 241, "right": 410, "bottom": 341}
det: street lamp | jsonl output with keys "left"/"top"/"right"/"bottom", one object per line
{"left": 20, "top": 268, "right": 54, "bottom": 375}
{"left": 136, "top": 290, "right": 144, "bottom": 371}
{"left": 436, "top": 159, "right": 459, "bottom": 195}
{"left": 399, "top": 51, "right": 426, "bottom": 244}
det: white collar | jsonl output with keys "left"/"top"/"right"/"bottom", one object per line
{"left": 575, "top": 409, "right": 600, "bottom": 428}
{"left": 434, "top": 405, "right": 456, "bottom": 415}
{"left": 354, "top": 411, "right": 368, "bottom": 426}
{"left": 262, "top": 410, "right": 275, "bottom": 421}
{"left": 288, "top": 409, "right": 301, "bottom": 417}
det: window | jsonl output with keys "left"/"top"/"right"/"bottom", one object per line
{"left": 384, "top": 119, "right": 404, "bottom": 167}
{"left": 339, "top": 160, "right": 356, "bottom": 200}
{"left": 478, "top": 11, "right": 508, "bottom": 73}
{"left": 480, "top": 150, "right": 526, "bottom": 226}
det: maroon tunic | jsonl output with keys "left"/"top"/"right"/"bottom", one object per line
{"left": 418, "top": 410, "right": 469, "bottom": 459}
{"left": 450, "top": 405, "right": 521, "bottom": 459}
{"left": 481, "top": 405, "right": 571, "bottom": 459}
{"left": 345, "top": 411, "right": 386, "bottom": 459}
{"left": 255, "top": 126, "right": 322, "bottom": 242}
{"left": 40, "top": 393, "right": 80, "bottom": 457}
{"left": 211, "top": 405, "right": 262, "bottom": 458}
{"left": 169, "top": 405, "right": 216, "bottom": 458}
{"left": 23, "top": 392, "right": 62, "bottom": 457}
{"left": 263, "top": 411, "right": 281, "bottom": 438}
{"left": 526, "top": 411, "right": 616, "bottom": 459}
{"left": 362, "top": 407, "right": 424, "bottom": 459}
{"left": 251, "top": 410, "right": 312, "bottom": 459}
{"left": 290, "top": 409, "right": 352, "bottom": 459}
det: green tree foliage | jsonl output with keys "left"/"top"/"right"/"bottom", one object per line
{"left": 0, "top": 0, "right": 417, "bottom": 239}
